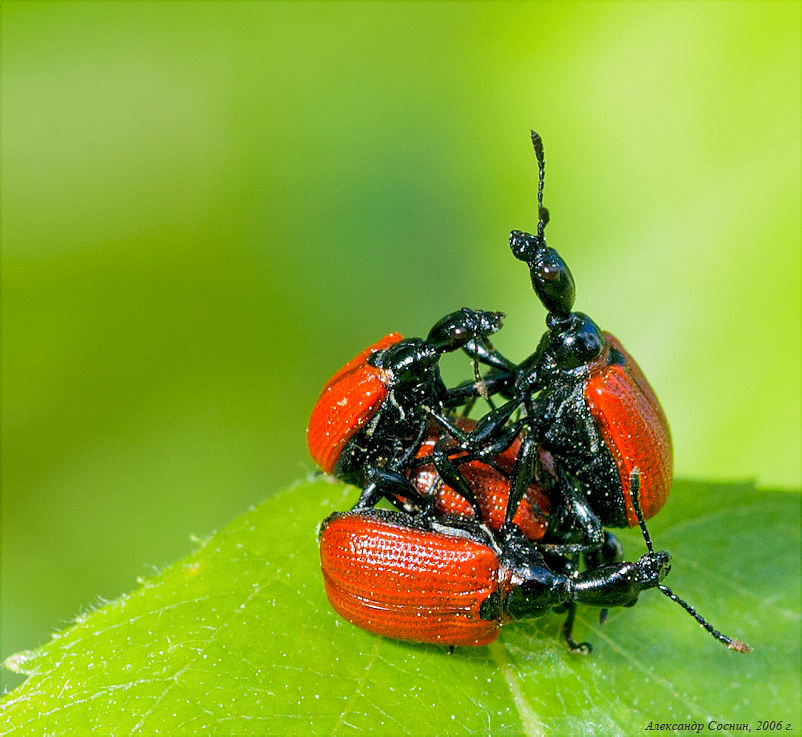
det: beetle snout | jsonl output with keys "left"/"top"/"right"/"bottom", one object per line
{"left": 657, "top": 551, "right": 672, "bottom": 581}
{"left": 649, "top": 550, "right": 672, "bottom": 581}
{"left": 509, "top": 230, "right": 541, "bottom": 262}
{"left": 471, "top": 310, "right": 505, "bottom": 342}
{"left": 636, "top": 549, "right": 672, "bottom": 586}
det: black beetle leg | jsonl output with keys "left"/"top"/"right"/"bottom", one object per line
{"left": 353, "top": 467, "right": 429, "bottom": 513}
{"left": 353, "top": 482, "right": 382, "bottom": 511}
{"left": 432, "top": 452, "right": 480, "bottom": 515}
{"left": 504, "top": 430, "right": 540, "bottom": 528}
{"left": 542, "top": 468, "right": 605, "bottom": 551}
{"left": 443, "top": 371, "right": 515, "bottom": 409}
{"left": 583, "top": 531, "right": 625, "bottom": 570}
{"left": 394, "top": 421, "right": 430, "bottom": 471}
{"left": 562, "top": 604, "right": 593, "bottom": 654}
{"left": 425, "top": 408, "right": 470, "bottom": 444}
{"left": 462, "top": 337, "right": 518, "bottom": 373}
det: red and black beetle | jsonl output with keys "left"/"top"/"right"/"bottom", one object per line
{"left": 306, "top": 308, "right": 506, "bottom": 513}
{"left": 318, "top": 484, "right": 676, "bottom": 650}
{"left": 319, "top": 474, "right": 750, "bottom": 653}
{"left": 310, "top": 130, "right": 750, "bottom": 655}
{"left": 318, "top": 507, "right": 672, "bottom": 648}
{"left": 463, "top": 132, "right": 673, "bottom": 549}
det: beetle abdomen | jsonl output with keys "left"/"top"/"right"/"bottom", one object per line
{"left": 319, "top": 510, "right": 500, "bottom": 646}
{"left": 307, "top": 333, "right": 403, "bottom": 474}
{"left": 585, "top": 333, "right": 673, "bottom": 525}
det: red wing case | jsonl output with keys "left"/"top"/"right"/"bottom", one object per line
{"left": 306, "top": 333, "right": 403, "bottom": 474}
{"left": 320, "top": 511, "right": 500, "bottom": 646}
{"left": 585, "top": 333, "right": 673, "bottom": 526}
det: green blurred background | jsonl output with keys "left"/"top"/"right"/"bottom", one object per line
{"left": 2, "top": 2, "right": 798, "bottom": 692}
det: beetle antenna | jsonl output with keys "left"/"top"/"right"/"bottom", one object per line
{"left": 472, "top": 354, "right": 489, "bottom": 401}
{"left": 629, "top": 468, "right": 751, "bottom": 653}
{"left": 657, "top": 584, "right": 751, "bottom": 653}
{"left": 629, "top": 469, "right": 654, "bottom": 554}
{"left": 530, "top": 130, "right": 549, "bottom": 240}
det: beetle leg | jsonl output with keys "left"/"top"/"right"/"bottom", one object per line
{"left": 427, "top": 400, "right": 520, "bottom": 455}
{"left": 562, "top": 604, "right": 592, "bottom": 654}
{"left": 353, "top": 482, "right": 383, "bottom": 510}
{"left": 425, "top": 408, "right": 471, "bottom": 444}
{"left": 466, "top": 401, "right": 521, "bottom": 453}
{"left": 394, "top": 421, "right": 430, "bottom": 470}
{"left": 459, "top": 395, "right": 478, "bottom": 418}
{"left": 443, "top": 371, "right": 515, "bottom": 408}
{"left": 461, "top": 338, "right": 518, "bottom": 373}
{"left": 354, "top": 467, "right": 430, "bottom": 513}
{"left": 583, "top": 531, "right": 624, "bottom": 570}
{"left": 504, "top": 430, "right": 540, "bottom": 528}
{"left": 537, "top": 541, "right": 601, "bottom": 556}
{"left": 431, "top": 452, "right": 480, "bottom": 515}
{"left": 541, "top": 469, "right": 605, "bottom": 551}
{"left": 536, "top": 528, "right": 623, "bottom": 566}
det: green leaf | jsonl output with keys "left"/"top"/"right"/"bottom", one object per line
{"left": 1, "top": 479, "right": 799, "bottom": 735}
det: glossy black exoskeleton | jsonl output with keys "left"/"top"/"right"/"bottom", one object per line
{"left": 448, "top": 132, "right": 673, "bottom": 556}
{"left": 307, "top": 308, "right": 517, "bottom": 514}
{"left": 489, "top": 470, "right": 751, "bottom": 653}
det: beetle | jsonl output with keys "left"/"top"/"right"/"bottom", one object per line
{"left": 318, "top": 507, "right": 669, "bottom": 649}
{"left": 459, "top": 132, "right": 673, "bottom": 550}
{"left": 318, "top": 471, "right": 751, "bottom": 653}
{"left": 306, "top": 308, "right": 508, "bottom": 513}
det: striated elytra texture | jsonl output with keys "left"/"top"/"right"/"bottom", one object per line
{"left": 320, "top": 509, "right": 501, "bottom": 646}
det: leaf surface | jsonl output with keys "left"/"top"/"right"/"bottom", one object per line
{"left": 1, "top": 479, "right": 799, "bottom": 735}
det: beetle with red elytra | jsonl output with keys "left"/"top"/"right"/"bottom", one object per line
{"left": 319, "top": 469, "right": 749, "bottom": 653}
{"left": 453, "top": 131, "right": 673, "bottom": 555}
{"left": 306, "top": 306, "right": 516, "bottom": 516}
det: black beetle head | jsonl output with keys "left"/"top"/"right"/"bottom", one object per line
{"left": 509, "top": 133, "right": 576, "bottom": 318}
{"left": 545, "top": 312, "right": 605, "bottom": 371}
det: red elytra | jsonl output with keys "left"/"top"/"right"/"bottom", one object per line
{"left": 306, "top": 333, "right": 403, "bottom": 474}
{"left": 413, "top": 420, "right": 551, "bottom": 540}
{"left": 319, "top": 510, "right": 502, "bottom": 646}
{"left": 586, "top": 333, "right": 673, "bottom": 526}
